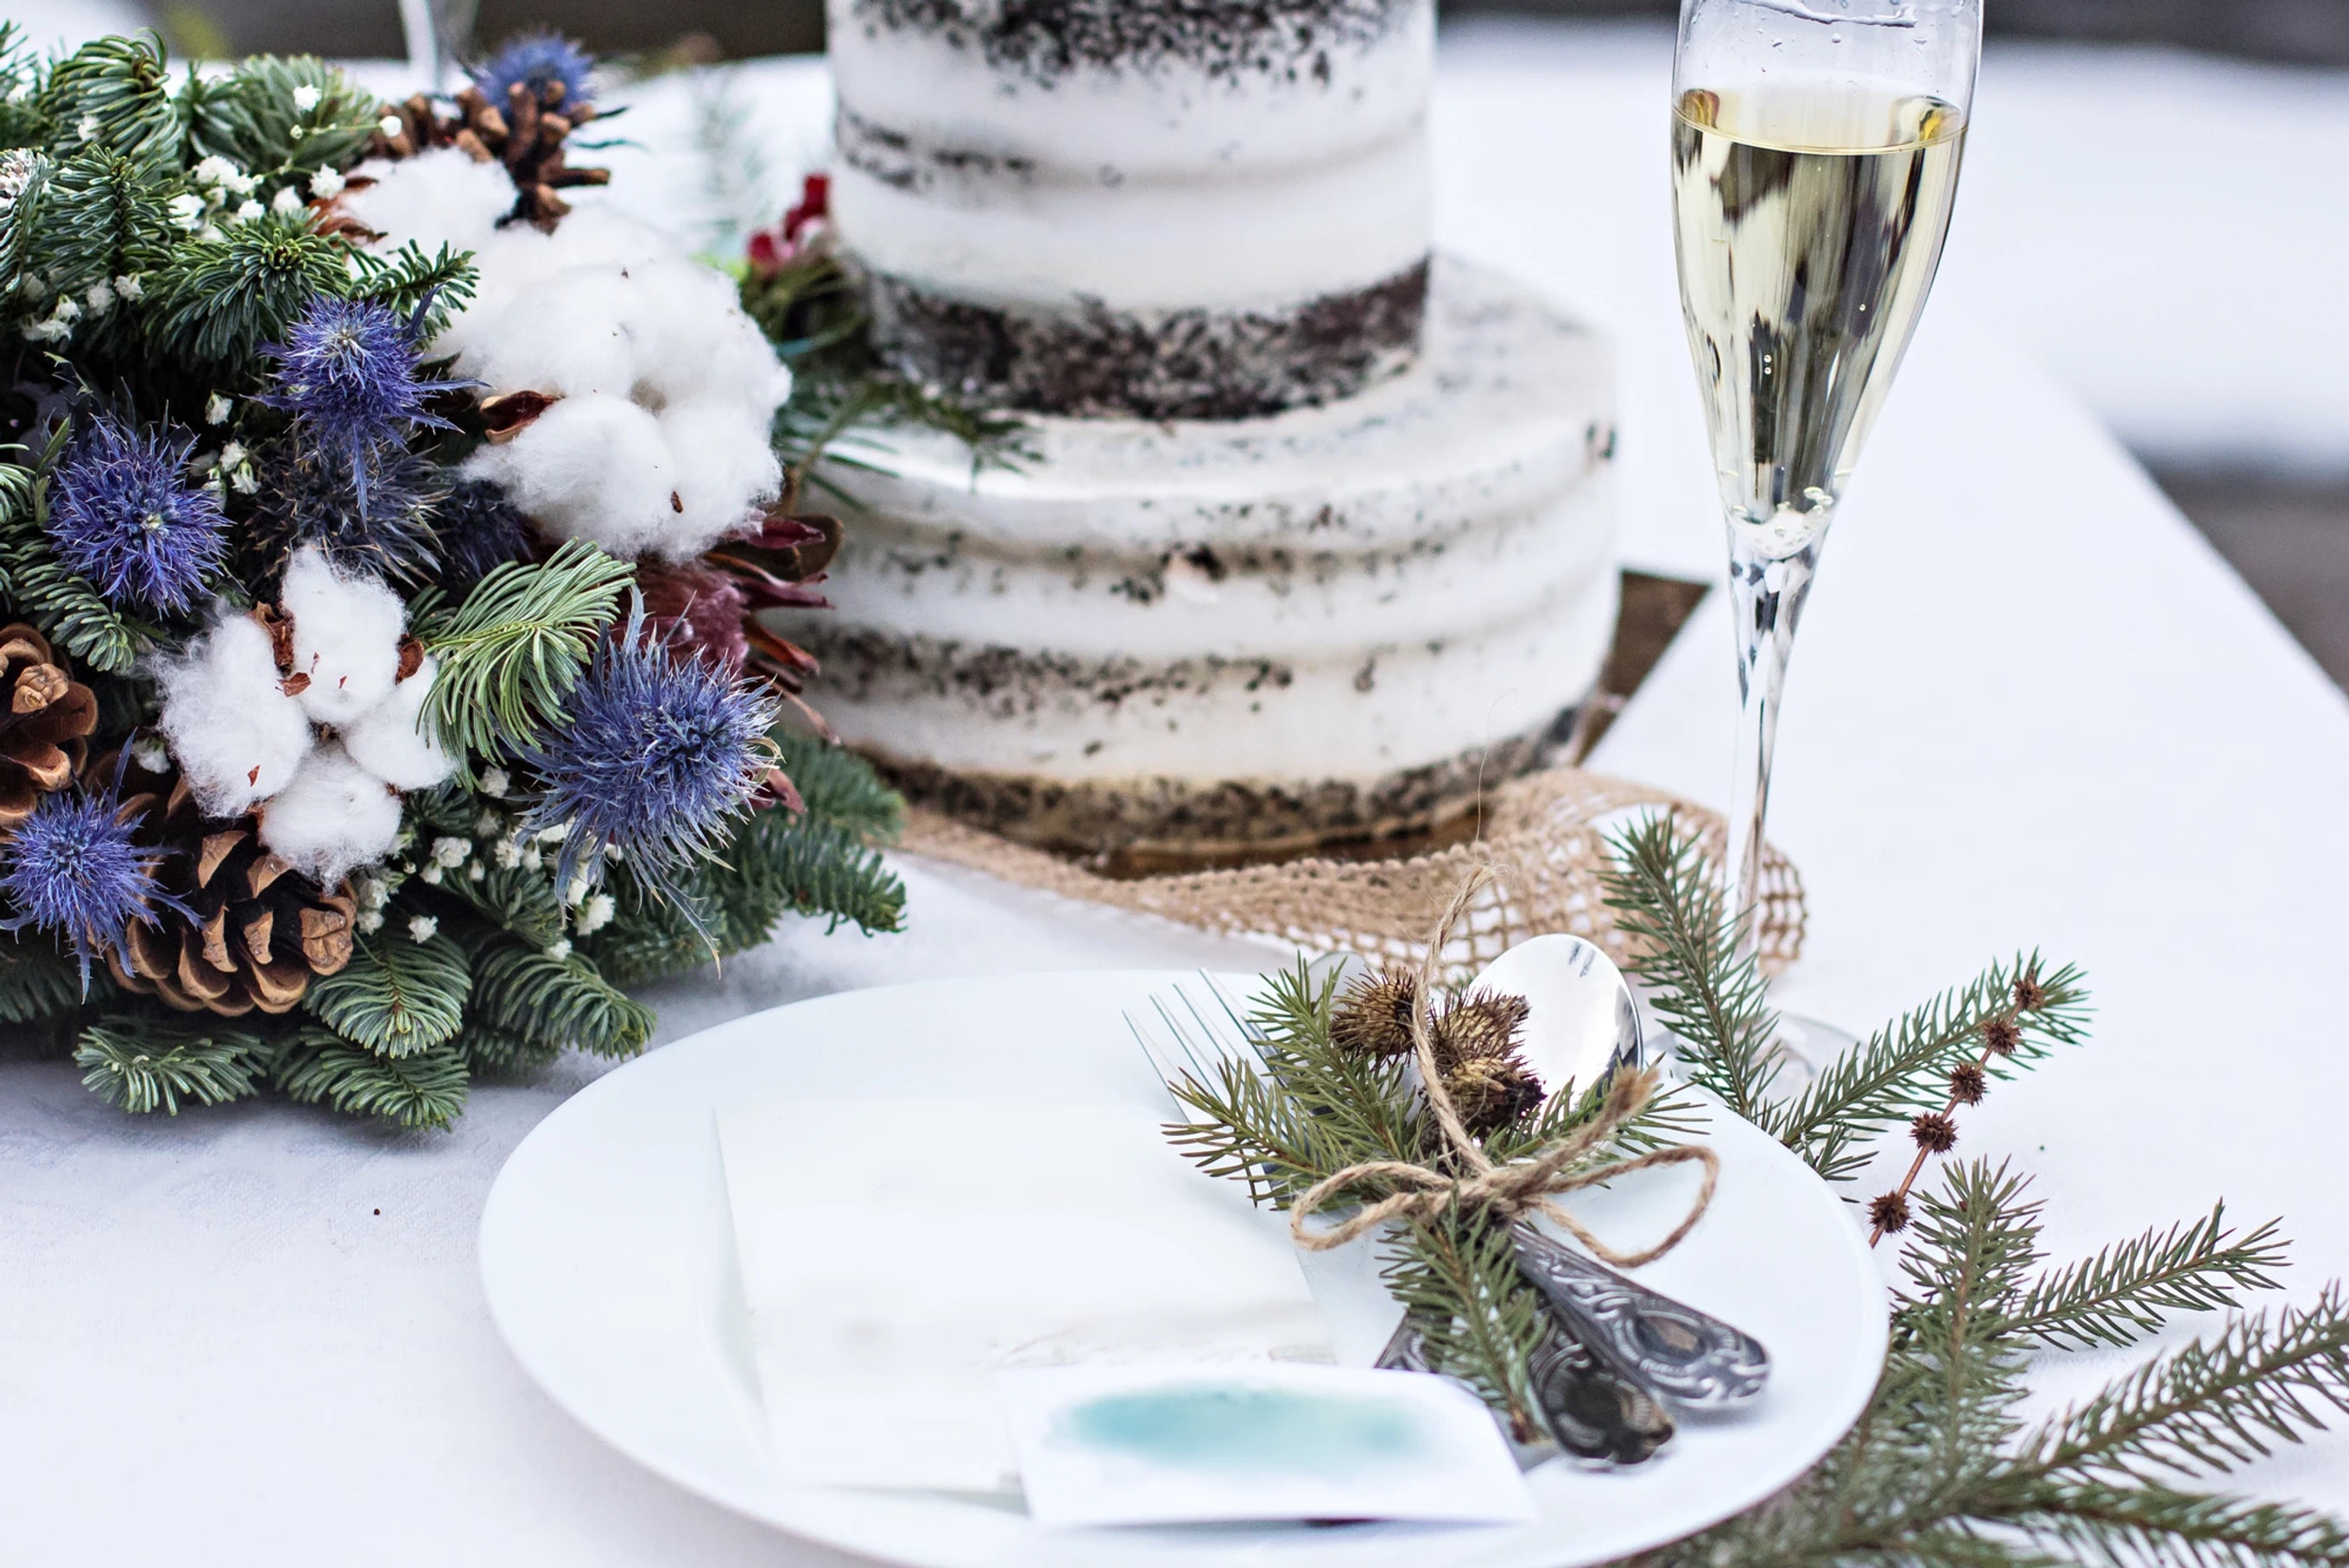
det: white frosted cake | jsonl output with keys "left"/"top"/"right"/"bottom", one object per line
{"left": 808, "top": 0, "right": 1620, "bottom": 860}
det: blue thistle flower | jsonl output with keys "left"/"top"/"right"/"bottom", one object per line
{"left": 472, "top": 31, "right": 597, "bottom": 111}
{"left": 522, "top": 601, "right": 779, "bottom": 923}
{"left": 259, "top": 294, "right": 458, "bottom": 459}
{"left": 45, "top": 414, "right": 230, "bottom": 616}
{"left": 0, "top": 762, "right": 186, "bottom": 994}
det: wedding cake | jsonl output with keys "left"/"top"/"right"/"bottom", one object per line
{"left": 808, "top": 0, "right": 1620, "bottom": 861}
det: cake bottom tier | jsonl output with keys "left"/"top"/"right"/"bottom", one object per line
{"left": 795, "top": 255, "right": 1620, "bottom": 860}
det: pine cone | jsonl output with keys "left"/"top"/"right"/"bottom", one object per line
{"left": 105, "top": 762, "right": 358, "bottom": 1016}
{"left": 368, "top": 81, "right": 611, "bottom": 231}
{"left": 0, "top": 624, "right": 97, "bottom": 827}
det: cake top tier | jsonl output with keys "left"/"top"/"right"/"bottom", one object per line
{"left": 827, "top": 0, "right": 1437, "bottom": 420}
{"left": 843, "top": 0, "right": 1422, "bottom": 85}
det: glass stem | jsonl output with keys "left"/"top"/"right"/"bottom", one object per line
{"left": 1723, "top": 520, "right": 1828, "bottom": 955}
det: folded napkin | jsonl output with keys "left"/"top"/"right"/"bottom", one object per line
{"left": 717, "top": 1097, "right": 1333, "bottom": 1491}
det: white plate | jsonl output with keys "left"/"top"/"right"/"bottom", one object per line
{"left": 480, "top": 971, "right": 1887, "bottom": 1567}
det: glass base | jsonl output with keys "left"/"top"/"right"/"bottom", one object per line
{"left": 1760, "top": 1012, "right": 1858, "bottom": 1086}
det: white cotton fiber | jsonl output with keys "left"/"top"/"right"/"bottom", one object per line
{"left": 465, "top": 395, "right": 677, "bottom": 558}
{"left": 660, "top": 400, "right": 784, "bottom": 554}
{"left": 342, "top": 655, "right": 454, "bottom": 792}
{"left": 155, "top": 612, "right": 314, "bottom": 818}
{"left": 281, "top": 548, "right": 409, "bottom": 726}
{"left": 459, "top": 266, "right": 642, "bottom": 399}
{"left": 339, "top": 149, "right": 514, "bottom": 261}
{"left": 258, "top": 743, "right": 406, "bottom": 887}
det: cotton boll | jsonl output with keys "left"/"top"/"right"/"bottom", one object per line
{"left": 258, "top": 743, "right": 405, "bottom": 886}
{"left": 342, "top": 656, "right": 454, "bottom": 791}
{"left": 657, "top": 400, "right": 784, "bottom": 559}
{"left": 281, "top": 548, "right": 408, "bottom": 726}
{"left": 341, "top": 149, "right": 514, "bottom": 260}
{"left": 465, "top": 395, "right": 676, "bottom": 559}
{"left": 157, "top": 612, "right": 315, "bottom": 817}
{"left": 459, "top": 265, "right": 643, "bottom": 398}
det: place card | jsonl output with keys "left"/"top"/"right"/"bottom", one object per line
{"left": 999, "top": 1363, "right": 1536, "bottom": 1528}
{"left": 716, "top": 1097, "right": 1333, "bottom": 1491}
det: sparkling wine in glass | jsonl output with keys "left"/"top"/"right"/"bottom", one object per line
{"left": 1671, "top": 0, "right": 1979, "bottom": 952}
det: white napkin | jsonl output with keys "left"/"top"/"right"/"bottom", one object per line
{"left": 716, "top": 1097, "right": 1333, "bottom": 1491}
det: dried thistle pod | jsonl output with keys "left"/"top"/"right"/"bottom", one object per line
{"left": 103, "top": 758, "right": 358, "bottom": 1016}
{"left": 1330, "top": 966, "right": 1423, "bottom": 1059}
{"left": 1433, "top": 989, "right": 1532, "bottom": 1070}
{"left": 0, "top": 623, "right": 98, "bottom": 828}
{"left": 1440, "top": 1051, "right": 1545, "bottom": 1137}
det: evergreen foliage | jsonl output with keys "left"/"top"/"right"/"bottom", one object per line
{"left": 415, "top": 539, "right": 634, "bottom": 778}
{"left": 1592, "top": 815, "right": 2349, "bottom": 1568}
{"left": 0, "top": 28, "right": 912, "bottom": 1129}
{"left": 305, "top": 931, "right": 472, "bottom": 1056}
{"left": 73, "top": 1014, "right": 269, "bottom": 1114}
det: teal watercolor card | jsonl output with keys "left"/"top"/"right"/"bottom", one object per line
{"left": 998, "top": 1364, "right": 1535, "bottom": 1528}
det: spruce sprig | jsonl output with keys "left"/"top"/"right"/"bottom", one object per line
{"left": 1599, "top": 812, "right": 1783, "bottom": 1122}
{"left": 1599, "top": 813, "right": 2349, "bottom": 1568}
{"left": 415, "top": 538, "right": 633, "bottom": 777}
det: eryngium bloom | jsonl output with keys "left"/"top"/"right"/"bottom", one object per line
{"left": 259, "top": 294, "right": 457, "bottom": 459}
{"left": 0, "top": 767, "right": 185, "bottom": 992}
{"left": 45, "top": 414, "right": 229, "bottom": 616}
{"left": 472, "top": 30, "right": 597, "bottom": 110}
{"left": 522, "top": 600, "right": 779, "bottom": 926}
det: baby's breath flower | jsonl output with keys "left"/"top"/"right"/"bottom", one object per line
{"left": 292, "top": 84, "right": 322, "bottom": 111}
{"left": 479, "top": 767, "right": 510, "bottom": 799}
{"left": 308, "top": 166, "right": 346, "bottom": 199}
{"left": 204, "top": 394, "right": 231, "bottom": 426}
{"left": 408, "top": 914, "right": 440, "bottom": 943}
{"left": 271, "top": 186, "right": 303, "bottom": 216}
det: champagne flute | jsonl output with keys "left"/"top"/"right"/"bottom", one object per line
{"left": 1671, "top": 0, "right": 1979, "bottom": 959}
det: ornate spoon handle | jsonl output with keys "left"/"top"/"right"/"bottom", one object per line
{"left": 1510, "top": 1222, "right": 1770, "bottom": 1408}
{"left": 1375, "top": 1313, "right": 1675, "bottom": 1467}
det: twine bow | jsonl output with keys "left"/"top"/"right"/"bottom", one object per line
{"left": 1287, "top": 866, "right": 1720, "bottom": 1268}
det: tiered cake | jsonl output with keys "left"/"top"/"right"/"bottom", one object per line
{"left": 807, "top": 0, "right": 1620, "bottom": 862}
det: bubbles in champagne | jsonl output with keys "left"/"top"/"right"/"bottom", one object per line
{"left": 1672, "top": 85, "right": 1966, "bottom": 560}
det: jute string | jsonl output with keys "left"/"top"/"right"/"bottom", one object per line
{"left": 896, "top": 768, "right": 1807, "bottom": 990}
{"left": 1286, "top": 863, "right": 1720, "bottom": 1270}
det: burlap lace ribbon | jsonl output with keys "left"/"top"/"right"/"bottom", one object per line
{"left": 1287, "top": 865, "right": 1720, "bottom": 1269}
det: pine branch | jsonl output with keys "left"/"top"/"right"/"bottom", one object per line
{"left": 2015, "top": 1207, "right": 2290, "bottom": 1352}
{"left": 73, "top": 1014, "right": 270, "bottom": 1114}
{"left": 0, "top": 930, "right": 89, "bottom": 1025}
{"left": 1887, "top": 1162, "right": 2044, "bottom": 1474}
{"left": 738, "top": 809, "right": 907, "bottom": 938}
{"left": 2015, "top": 1289, "right": 2349, "bottom": 1485}
{"left": 36, "top": 34, "right": 181, "bottom": 166}
{"left": 1380, "top": 1212, "right": 1549, "bottom": 1441}
{"left": 2003, "top": 1481, "right": 2349, "bottom": 1568}
{"left": 1776, "top": 957, "right": 2091, "bottom": 1185}
{"left": 184, "top": 55, "right": 378, "bottom": 182}
{"left": 345, "top": 241, "right": 478, "bottom": 341}
{"left": 145, "top": 211, "right": 346, "bottom": 374}
{"left": 1599, "top": 812, "right": 1783, "bottom": 1123}
{"left": 468, "top": 943, "right": 654, "bottom": 1059}
{"left": 302, "top": 930, "right": 472, "bottom": 1057}
{"left": 415, "top": 539, "right": 633, "bottom": 776}
{"left": 460, "top": 1023, "right": 562, "bottom": 1078}
{"left": 273, "top": 1027, "right": 470, "bottom": 1129}
{"left": 776, "top": 727, "right": 904, "bottom": 840}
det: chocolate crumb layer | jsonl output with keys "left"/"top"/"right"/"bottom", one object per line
{"left": 845, "top": 0, "right": 1416, "bottom": 82}
{"left": 864, "top": 715, "right": 1570, "bottom": 869}
{"left": 858, "top": 256, "right": 1431, "bottom": 420}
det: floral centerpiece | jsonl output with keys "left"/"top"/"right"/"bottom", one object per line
{"left": 0, "top": 28, "right": 908, "bottom": 1128}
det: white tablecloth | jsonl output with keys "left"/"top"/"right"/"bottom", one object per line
{"left": 10, "top": 31, "right": 2349, "bottom": 1565}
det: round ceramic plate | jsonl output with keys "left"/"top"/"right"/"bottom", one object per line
{"left": 480, "top": 971, "right": 1887, "bottom": 1567}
